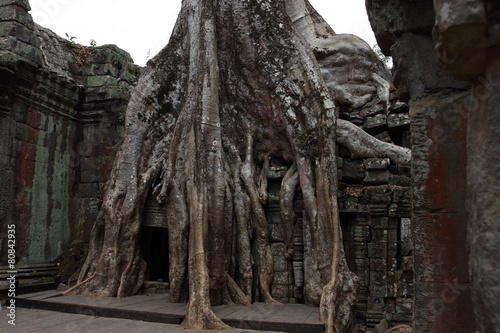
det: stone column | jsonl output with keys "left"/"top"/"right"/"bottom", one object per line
{"left": 433, "top": 1, "right": 500, "bottom": 331}
{"left": 466, "top": 55, "right": 500, "bottom": 333}
{"left": 366, "top": 0, "right": 477, "bottom": 332}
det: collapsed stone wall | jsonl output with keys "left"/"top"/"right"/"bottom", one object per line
{"left": 0, "top": 0, "right": 140, "bottom": 266}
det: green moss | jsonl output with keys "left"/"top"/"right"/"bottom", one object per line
{"left": 28, "top": 116, "right": 71, "bottom": 264}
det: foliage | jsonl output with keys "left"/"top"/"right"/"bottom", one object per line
{"left": 65, "top": 33, "right": 77, "bottom": 48}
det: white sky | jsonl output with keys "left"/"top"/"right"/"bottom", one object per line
{"left": 29, "top": 0, "right": 377, "bottom": 66}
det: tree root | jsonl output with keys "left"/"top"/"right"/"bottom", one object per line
{"left": 280, "top": 163, "right": 299, "bottom": 259}
{"left": 337, "top": 119, "right": 411, "bottom": 165}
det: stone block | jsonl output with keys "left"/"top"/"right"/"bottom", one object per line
{"left": 400, "top": 218, "right": 412, "bottom": 242}
{"left": 269, "top": 223, "right": 284, "bottom": 242}
{"left": 367, "top": 297, "right": 386, "bottom": 313}
{"left": 372, "top": 229, "right": 388, "bottom": 243}
{"left": 80, "top": 169, "right": 105, "bottom": 184}
{"left": 374, "top": 130, "right": 393, "bottom": 143}
{"left": 397, "top": 270, "right": 414, "bottom": 284}
{"left": 396, "top": 297, "right": 413, "bottom": 313}
{"left": 356, "top": 215, "right": 371, "bottom": 226}
{"left": 143, "top": 200, "right": 167, "bottom": 228}
{"left": 388, "top": 241, "right": 398, "bottom": 259}
{"left": 393, "top": 188, "right": 411, "bottom": 204}
{"left": 368, "top": 243, "right": 387, "bottom": 258}
{"left": 371, "top": 217, "right": 389, "bottom": 229}
{"left": 15, "top": 122, "right": 32, "bottom": 143}
{"left": 86, "top": 75, "right": 118, "bottom": 88}
{"left": 0, "top": 4, "right": 32, "bottom": 26}
{"left": 388, "top": 217, "right": 399, "bottom": 229}
{"left": 369, "top": 203, "right": 389, "bottom": 216}
{"left": 77, "top": 183, "right": 99, "bottom": 198}
{"left": 338, "top": 197, "right": 359, "bottom": 213}
{"left": 79, "top": 156, "right": 103, "bottom": 172}
{"left": 16, "top": 141, "right": 36, "bottom": 161}
{"left": 341, "top": 159, "right": 365, "bottom": 182}
{"left": 402, "top": 256, "right": 414, "bottom": 271}
{"left": 400, "top": 242, "right": 413, "bottom": 256}
{"left": 354, "top": 258, "right": 369, "bottom": 274}
{"left": 365, "top": 158, "right": 390, "bottom": 171}
{"left": 389, "top": 175, "right": 411, "bottom": 187}
{"left": 294, "top": 286, "right": 303, "bottom": 300}
{"left": 388, "top": 203, "right": 398, "bottom": 217}
{"left": 387, "top": 229, "right": 398, "bottom": 243}
{"left": 292, "top": 261, "right": 304, "bottom": 284}
{"left": 351, "top": 225, "right": 371, "bottom": 242}
{"left": 357, "top": 203, "right": 370, "bottom": 214}
{"left": 353, "top": 243, "right": 368, "bottom": 259}
{"left": 364, "top": 170, "right": 390, "bottom": 185}
{"left": 391, "top": 312, "right": 413, "bottom": 325}
{"left": 0, "top": 1, "right": 31, "bottom": 10}
{"left": 271, "top": 242, "right": 287, "bottom": 256}
{"left": 11, "top": 102, "right": 27, "bottom": 123}
{"left": 391, "top": 33, "right": 469, "bottom": 100}
{"left": 271, "top": 284, "right": 290, "bottom": 300}
{"left": 273, "top": 271, "right": 291, "bottom": 285}
{"left": 267, "top": 203, "right": 280, "bottom": 222}
{"left": 273, "top": 255, "right": 288, "bottom": 272}
{"left": 370, "top": 258, "right": 387, "bottom": 271}
{"left": 387, "top": 113, "right": 410, "bottom": 128}
{"left": 363, "top": 113, "right": 387, "bottom": 132}
{"left": 387, "top": 270, "right": 397, "bottom": 297}
{"left": 385, "top": 297, "right": 396, "bottom": 314}
{"left": 364, "top": 187, "right": 393, "bottom": 204}
{"left": 397, "top": 283, "right": 414, "bottom": 298}
{"left": 292, "top": 245, "right": 303, "bottom": 260}
{"left": 358, "top": 285, "right": 368, "bottom": 301}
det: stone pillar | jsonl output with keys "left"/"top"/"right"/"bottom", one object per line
{"left": 410, "top": 90, "right": 475, "bottom": 333}
{"left": 433, "top": 1, "right": 500, "bottom": 331}
{"left": 467, "top": 55, "right": 500, "bottom": 333}
{"left": 366, "top": 0, "right": 477, "bottom": 331}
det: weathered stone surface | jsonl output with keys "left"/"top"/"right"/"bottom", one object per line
{"left": 467, "top": 56, "right": 500, "bottom": 333}
{"left": 366, "top": 0, "right": 495, "bottom": 330}
{"left": 387, "top": 113, "right": 410, "bottom": 128}
{"left": 0, "top": 1, "right": 140, "bottom": 265}
{"left": 410, "top": 91, "right": 476, "bottom": 333}
{"left": 385, "top": 325, "right": 413, "bottom": 333}
{"left": 391, "top": 33, "right": 468, "bottom": 101}
{"left": 366, "top": 0, "right": 435, "bottom": 55}
{"left": 430, "top": 2, "right": 500, "bottom": 328}
{"left": 433, "top": 0, "right": 491, "bottom": 80}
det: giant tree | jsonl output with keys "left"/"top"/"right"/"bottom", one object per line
{"left": 65, "top": 0, "right": 410, "bottom": 332}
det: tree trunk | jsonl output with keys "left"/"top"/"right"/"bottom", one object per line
{"left": 65, "top": 0, "right": 410, "bottom": 332}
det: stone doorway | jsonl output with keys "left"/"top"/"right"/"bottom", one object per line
{"left": 142, "top": 197, "right": 169, "bottom": 285}
{"left": 140, "top": 226, "right": 169, "bottom": 282}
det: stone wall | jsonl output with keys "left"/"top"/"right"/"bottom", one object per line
{"left": 433, "top": 1, "right": 500, "bottom": 331}
{"left": 366, "top": 0, "right": 477, "bottom": 332}
{"left": 0, "top": 0, "right": 140, "bottom": 266}
{"left": 261, "top": 95, "right": 413, "bottom": 331}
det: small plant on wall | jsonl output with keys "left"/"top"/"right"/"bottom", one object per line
{"left": 65, "top": 33, "right": 77, "bottom": 48}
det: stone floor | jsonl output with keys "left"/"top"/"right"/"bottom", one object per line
{"left": 0, "top": 307, "right": 281, "bottom": 333}
{"left": 4, "top": 290, "right": 323, "bottom": 333}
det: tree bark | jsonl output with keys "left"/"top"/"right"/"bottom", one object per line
{"left": 65, "top": 0, "right": 410, "bottom": 332}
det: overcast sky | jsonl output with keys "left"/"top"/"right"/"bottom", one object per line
{"left": 29, "top": 0, "right": 377, "bottom": 66}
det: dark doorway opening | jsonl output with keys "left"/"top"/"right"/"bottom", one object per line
{"left": 141, "top": 226, "right": 169, "bottom": 282}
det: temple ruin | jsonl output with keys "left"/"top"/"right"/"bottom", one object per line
{"left": 1, "top": 0, "right": 499, "bottom": 332}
